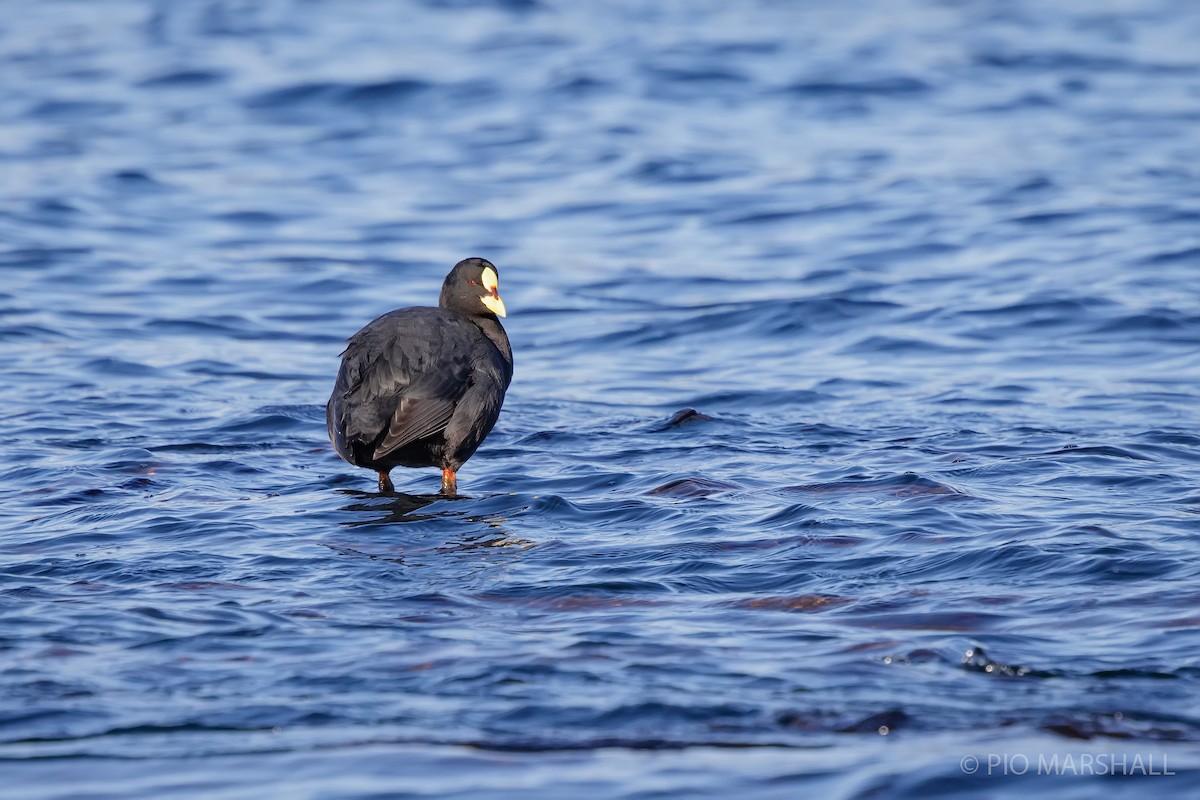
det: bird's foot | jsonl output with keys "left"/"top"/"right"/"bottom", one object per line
{"left": 440, "top": 468, "right": 458, "bottom": 496}
{"left": 378, "top": 471, "right": 394, "bottom": 493}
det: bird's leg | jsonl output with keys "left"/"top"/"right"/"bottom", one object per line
{"left": 441, "top": 468, "right": 457, "bottom": 496}
{"left": 377, "top": 471, "right": 394, "bottom": 493}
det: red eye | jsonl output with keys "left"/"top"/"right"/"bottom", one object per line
{"left": 468, "top": 280, "right": 477, "bottom": 286}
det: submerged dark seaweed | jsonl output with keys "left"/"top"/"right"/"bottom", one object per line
{"left": 2, "top": 0, "right": 1200, "bottom": 798}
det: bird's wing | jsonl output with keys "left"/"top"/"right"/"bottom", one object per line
{"left": 371, "top": 392, "right": 459, "bottom": 460}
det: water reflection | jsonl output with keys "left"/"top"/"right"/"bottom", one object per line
{"left": 336, "top": 489, "right": 455, "bottom": 524}
{"left": 334, "top": 489, "right": 530, "bottom": 550}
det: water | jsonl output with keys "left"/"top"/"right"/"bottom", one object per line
{"left": 2, "top": 1, "right": 1200, "bottom": 797}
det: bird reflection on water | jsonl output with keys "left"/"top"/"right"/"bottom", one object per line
{"left": 334, "top": 489, "right": 530, "bottom": 551}
{"left": 337, "top": 488, "right": 451, "bottom": 524}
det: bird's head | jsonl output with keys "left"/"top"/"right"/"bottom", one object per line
{"left": 440, "top": 257, "right": 507, "bottom": 319}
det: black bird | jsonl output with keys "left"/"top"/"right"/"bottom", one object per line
{"left": 326, "top": 258, "right": 513, "bottom": 495}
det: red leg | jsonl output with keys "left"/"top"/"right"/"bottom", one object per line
{"left": 441, "top": 468, "right": 457, "bottom": 496}
{"left": 378, "top": 471, "right": 394, "bottom": 493}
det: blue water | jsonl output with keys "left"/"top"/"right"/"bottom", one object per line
{"left": 3, "top": 1, "right": 1200, "bottom": 797}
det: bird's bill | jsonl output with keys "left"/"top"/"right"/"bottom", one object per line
{"left": 480, "top": 267, "right": 507, "bottom": 317}
{"left": 481, "top": 293, "right": 507, "bottom": 317}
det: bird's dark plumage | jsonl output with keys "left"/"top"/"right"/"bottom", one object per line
{"left": 326, "top": 258, "right": 512, "bottom": 495}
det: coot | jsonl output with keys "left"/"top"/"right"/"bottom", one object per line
{"left": 326, "top": 258, "right": 513, "bottom": 495}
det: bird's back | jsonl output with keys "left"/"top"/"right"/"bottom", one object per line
{"left": 327, "top": 306, "right": 509, "bottom": 468}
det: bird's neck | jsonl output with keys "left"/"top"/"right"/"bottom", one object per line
{"left": 472, "top": 316, "right": 512, "bottom": 370}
